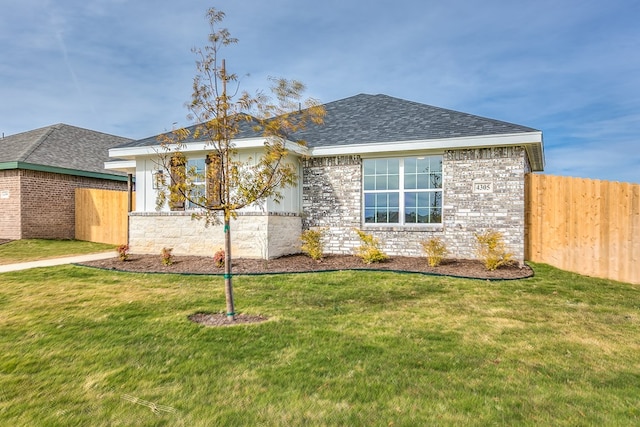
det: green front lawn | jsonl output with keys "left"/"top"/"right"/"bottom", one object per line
{"left": 0, "top": 239, "right": 115, "bottom": 265}
{"left": 0, "top": 263, "right": 638, "bottom": 426}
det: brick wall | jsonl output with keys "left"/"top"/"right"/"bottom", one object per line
{"left": 302, "top": 147, "right": 528, "bottom": 263}
{"left": 443, "top": 147, "right": 527, "bottom": 263}
{"left": 302, "top": 156, "right": 363, "bottom": 254}
{"left": 0, "top": 169, "right": 127, "bottom": 240}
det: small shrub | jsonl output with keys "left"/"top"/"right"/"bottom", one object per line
{"left": 300, "top": 228, "right": 325, "bottom": 261}
{"left": 116, "top": 244, "right": 129, "bottom": 262}
{"left": 354, "top": 229, "right": 388, "bottom": 264}
{"left": 213, "top": 248, "right": 225, "bottom": 268}
{"left": 161, "top": 247, "right": 174, "bottom": 266}
{"left": 475, "top": 230, "right": 513, "bottom": 271}
{"left": 421, "top": 237, "right": 448, "bottom": 267}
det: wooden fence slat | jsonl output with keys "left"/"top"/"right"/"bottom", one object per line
{"left": 75, "top": 189, "right": 134, "bottom": 245}
{"left": 526, "top": 174, "right": 640, "bottom": 285}
{"left": 631, "top": 184, "right": 640, "bottom": 284}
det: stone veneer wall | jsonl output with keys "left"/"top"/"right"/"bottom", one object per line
{"left": 302, "top": 147, "right": 528, "bottom": 263}
{"left": 0, "top": 169, "right": 127, "bottom": 240}
{"left": 129, "top": 212, "right": 301, "bottom": 259}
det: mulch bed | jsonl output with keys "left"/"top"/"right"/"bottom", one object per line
{"left": 79, "top": 254, "right": 533, "bottom": 327}
{"left": 79, "top": 253, "right": 533, "bottom": 280}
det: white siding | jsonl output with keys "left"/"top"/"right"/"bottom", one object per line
{"left": 133, "top": 150, "right": 301, "bottom": 214}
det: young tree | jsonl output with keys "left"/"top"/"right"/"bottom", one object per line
{"left": 155, "top": 8, "right": 325, "bottom": 320}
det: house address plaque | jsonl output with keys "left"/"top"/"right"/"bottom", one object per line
{"left": 472, "top": 181, "right": 493, "bottom": 194}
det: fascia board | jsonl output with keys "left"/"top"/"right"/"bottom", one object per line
{"left": 104, "top": 160, "right": 136, "bottom": 173}
{"left": 309, "top": 132, "right": 543, "bottom": 156}
{"left": 310, "top": 131, "right": 545, "bottom": 171}
{"left": 0, "top": 161, "right": 129, "bottom": 181}
{"left": 109, "top": 137, "right": 309, "bottom": 159}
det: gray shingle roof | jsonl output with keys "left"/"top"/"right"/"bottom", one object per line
{"left": 115, "top": 115, "right": 261, "bottom": 149}
{"left": 114, "top": 93, "right": 539, "bottom": 150}
{"left": 1, "top": 124, "right": 132, "bottom": 175}
{"left": 293, "top": 94, "right": 539, "bottom": 147}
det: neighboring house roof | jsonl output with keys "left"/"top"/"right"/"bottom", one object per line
{"left": 1, "top": 123, "right": 132, "bottom": 179}
{"left": 109, "top": 93, "right": 545, "bottom": 170}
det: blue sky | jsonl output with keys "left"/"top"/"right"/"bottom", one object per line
{"left": 1, "top": 0, "right": 639, "bottom": 183}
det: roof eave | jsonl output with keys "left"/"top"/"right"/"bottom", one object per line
{"left": 309, "top": 131, "right": 545, "bottom": 171}
{"left": 109, "top": 137, "right": 311, "bottom": 159}
{"left": 104, "top": 160, "right": 136, "bottom": 174}
{"left": 0, "top": 161, "right": 130, "bottom": 181}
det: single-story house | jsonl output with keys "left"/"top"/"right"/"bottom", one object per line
{"left": 0, "top": 124, "right": 132, "bottom": 240}
{"left": 107, "top": 94, "right": 544, "bottom": 263}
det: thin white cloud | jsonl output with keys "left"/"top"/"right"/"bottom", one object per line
{"left": 0, "top": 0, "right": 638, "bottom": 183}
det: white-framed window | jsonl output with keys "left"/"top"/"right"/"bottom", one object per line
{"left": 167, "top": 154, "right": 222, "bottom": 211}
{"left": 363, "top": 155, "right": 442, "bottom": 225}
{"left": 186, "top": 157, "right": 206, "bottom": 210}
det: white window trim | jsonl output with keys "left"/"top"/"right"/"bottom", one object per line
{"left": 362, "top": 155, "right": 444, "bottom": 227}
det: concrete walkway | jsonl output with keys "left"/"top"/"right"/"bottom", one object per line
{"left": 0, "top": 252, "right": 116, "bottom": 273}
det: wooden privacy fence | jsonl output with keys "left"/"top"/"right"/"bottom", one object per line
{"left": 525, "top": 174, "right": 640, "bottom": 285}
{"left": 75, "top": 188, "right": 134, "bottom": 245}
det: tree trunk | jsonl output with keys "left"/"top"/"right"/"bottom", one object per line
{"left": 223, "top": 216, "right": 235, "bottom": 320}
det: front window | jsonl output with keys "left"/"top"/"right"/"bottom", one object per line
{"left": 363, "top": 156, "right": 442, "bottom": 225}
{"left": 186, "top": 157, "right": 206, "bottom": 210}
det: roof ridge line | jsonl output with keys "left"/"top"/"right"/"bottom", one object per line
{"left": 18, "top": 124, "right": 59, "bottom": 162}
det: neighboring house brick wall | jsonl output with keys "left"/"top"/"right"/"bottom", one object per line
{"left": 303, "top": 148, "right": 527, "bottom": 263}
{"left": 0, "top": 170, "right": 22, "bottom": 240}
{"left": 6, "top": 170, "right": 127, "bottom": 240}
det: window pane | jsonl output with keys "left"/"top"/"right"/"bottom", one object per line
{"left": 404, "top": 173, "right": 416, "bottom": 189}
{"left": 364, "top": 193, "right": 375, "bottom": 208}
{"left": 389, "top": 192, "right": 399, "bottom": 208}
{"left": 365, "top": 209, "right": 375, "bottom": 223}
{"left": 405, "top": 192, "right": 416, "bottom": 208}
{"left": 418, "top": 192, "right": 429, "bottom": 207}
{"left": 416, "top": 158, "right": 429, "bottom": 173}
{"left": 363, "top": 159, "right": 375, "bottom": 175}
{"left": 432, "top": 191, "right": 442, "bottom": 208}
{"left": 188, "top": 158, "right": 205, "bottom": 176}
{"left": 417, "top": 174, "right": 429, "bottom": 189}
{"left": 431, "top": 156, "right": 442, "bottom": 173}
{"left": 375, "top": 159, "right": 387, "bottom": 174}
{"left": 186, "top": 184, "right": 205, "bottom": 209}
{"left": 376, "top": 193, "right": 388, "bottom": 207}
{"left": 405, "top": 158, "right": 416, "bottom": 174}
{"left": 375, "top": 175, "right": 387, "bottom": 190}
{"left": 430, "top": 173, "right": 442, "bottom": 189}
{"left": 405, "top": 207, "right": 416, "bottom": 223}
{"left": 388, "top": 174, "right": 399, "bottom": 190}
{"left": 387, "top": 159, "right": 399, "bottom": 175}
{"left": 430, "top": 208, "right": 442, "bottom": 223}
{"left": 364, "top": 175, "right": 375, "bottom": 191}
{"left": 417, "top": 208, "right": 429, "bottom": 223}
